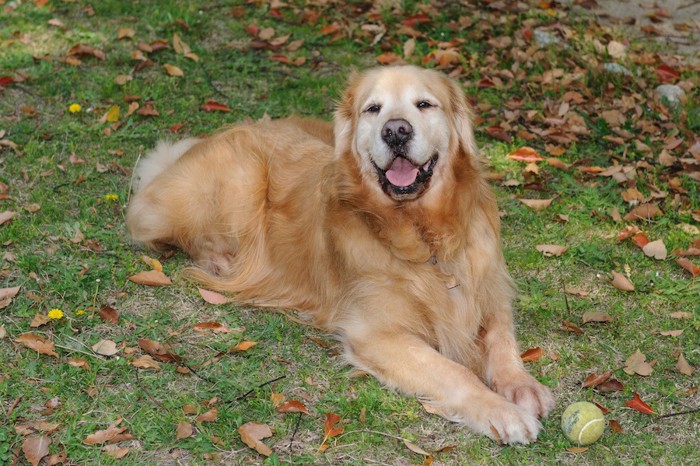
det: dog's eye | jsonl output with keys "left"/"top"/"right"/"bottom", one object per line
{"left": 365, "top": 104, "right": 381, "bottom": 114}
{"left": 416, "top": 100, "right": 434, "bottom": 110}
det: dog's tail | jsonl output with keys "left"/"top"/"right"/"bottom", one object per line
{"left": 131, "top": 138, "right": 201, "bottom": 194}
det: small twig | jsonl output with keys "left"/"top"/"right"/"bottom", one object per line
{"left": 234, "top": 374, "right": 286, "bottom": 402}
{"left": 5, "top": 396, "right": 22, "bottom": 420}
{"left": 561, "top": 279, "right": 570, "bottom": 313}
{"left": 198, "top": 62, "right": 233, "bottom": 101}
{"left": 179, "top": 361, "right": 215, "bottom": 384}
{"left": 659, "top": 408, "right": 699, "bottom": 419}
{"left": 289, "top": 411, "right": 303, "bottom": 454}
{"left": 135, "top": 368, "right": 163, "bottom": 407}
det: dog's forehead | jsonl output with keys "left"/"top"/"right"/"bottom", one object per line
{"left": 359, "top": 68, "right": 440, "bottom": 104}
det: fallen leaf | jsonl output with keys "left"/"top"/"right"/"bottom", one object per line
{"left": 609, "top": 419, "right": 623, "bottom": 433}
{"left": 582, "top": 370, "right": 613, "bottom": 388}
{"left": 141, "top": 255, "right": 163, "bottom": 271}
{"left": 68, "top": 357, "right": 90, "bottom": 370}
{"left": 404, "top": 438, "right": 430, "bottom": 456}
{"left": 197, "top": 408, "right": 218, "bottom": 423}
{"left": 623, "top": 204, "right": 662, "bottom": 221}
{"left": 597, "top": 378, "right": 624, "bottom": 393}
{"left": 83, "top": 418, "right": 133, "bottom": 444}
{"left": 625, "top": 392, "right": 655, "bottom": 414}
{"left": 276, "top": 400, "right": 310, "bottom": 415}
{"left": 117, "top": 27, "right": 135, "bottom": 40}
{"left": 131, "top": 355, "right": 161, "bottom": 370}
{"left": 92, "top": 339, "right": 119, "bottom": 356}
{"left": 536, "top": 244, "right": 567, "bottom": 257}
{"left": 0, "top": 210, "right": 16, "bottom": 226}
{"left": 201, "top": 101, "right": 231, "bottom": 112}
{"left": 163, "top": 64, "right": 184, "bottom": 77}
{"left": 176, "top": 422, "right": 194, "bottom": 440}
{"left": 0, "top": 286, "right": 20, "bottom": 309}
{"left": 99, "top": 304, "right": 120, "bottom": 323}
{"left": 192, "top": 321, "right": 238, "bottom": 333}
{"left": 23, "top": 435, "right": 50, "bottom": 466}
{"left": 320, "top": 412, "right": 344, "bottom": 451}
{"left": 16, "top": 333, "right": 59, "bottom": 358}
{"left": 631, "top": 233, "right": 650, "bottom": 249}
{"left": 520, "top": 347, "right": 543, "bottom": 362}
{"left": 669, "top": 311, "right": 691, "bottom": 319}
{"left": 607, "top": 40, "right": 626, "bottom": 58}
{"left": 593, "top": 402, "right": 610, "bottom": 414}
{"left": 611, "top": 271, "right": 634, "bottom": 291}
{"left": 566, "top": 447, "right": 589, "bottom": 454}
{"left": 271, "top": 393, "right": 286, "bottom": 407}
{"left": 102, "top": 444, "right": 129, "bottom": 459}
{"left": 198, "top": 288, "right": 231, "bottom": 304}
{"left": 518, "top": 198, "right": 553, "bottom": 211}
{"left": 30, "top": 313, "right": 51, "bottom": 328}
{"left": 675, "top": 257, "right": 700, "bottom": 277}
{"left": 624, "top": 349, "right": 653, "bottom": 376}
{"left": 128, "top": 269, "right": 172, "bottom": 286}
{"left": 659, "top": 329, "right": 683, "bottom": 337}
{"left": 507, "top": 146, "right": 543, "bottom": 162}
{"left": 677, "top": 353, "right": 693, "bottom": 376}
{"left": 138, "top": 338, "right": 181, "bottom": 363}
{"left": 238, "top": 422, "right": 273, "bottom": 456}
{"left": 582, "top": 311, "right": 612, "bottom": 324}
{"left": 562, "top": 320, "right": 584, "bottom": 334}
{"left": 0, "top": 325, "right": 6, "bottom": 339}
{"left": 233, "top": 341, "right": 257, "bottom": 352}
{"left": 642, "top": 239, "right": 667, "bottom": 260}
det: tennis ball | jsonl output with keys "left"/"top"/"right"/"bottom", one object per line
{"left": 561, "top": 401, "right": 605, "bottom": 445}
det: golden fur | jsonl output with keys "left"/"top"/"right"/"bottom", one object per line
{"left": 126, "top": 65, "right": 554, "bottom": 444}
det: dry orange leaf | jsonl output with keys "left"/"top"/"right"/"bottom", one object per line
{"left": 198, "top": 288, "right": 231, "bottom": 304}
{"left": 507, "top": 146, "right": 543, "bottom": 162}
{"left": 0, "top": 285, "right": 20, "bottom": 309}
{"left": 677, "top": 353, "right": 693, "bottom": 376}
{"left": 234, "top": 341, "right": 257, "bottom": 352}
{"left": 611, "top": 271, "right": 634, "bottom": 291}
{"left": 22, "top": 435, "right": 50, "bottom": 466}
{"left": 83, "top": 418, "right": 132, "bottom": 445}
{"left": 128, "top": 269, "right": 172, "bottom": 286}
{"left": 609, "top": 419, "right": 623, "bottom": 433}
{"left": 623, "top": 203, "right": 662, "bottom": 221}
{"left": 536, "top": 244, "right": 567, "bottom": 257}
{"left": 141, "top": 255, "right": 163, "bottom": 271}
{"left": 0, "top": 210, "right": 17, "bottom": 226}
{"left": 582, "top": 370, "right": 613, "bottom": 388}
{"left": 238, "top": 422, "right": 273, "bottom": 457}
{"left": 16, "top": 333, "right": 58, "bottom": 358}
{"left": 68, "top": 357, "right": 90, "bottom": 371}
{"left": 131, "top": 355, "right": 161, "bottom": 370}
{"left": 271, "top": 393, "right": 286, "bottom": 407}
{"left": 520, "top": 347, "right": 543, "bottom": 362}
{"left": 642, "top": 239, "right": 667, "bottom": 260}
{"left": 176, "top": 422, "right": 194, "bottom": 440}
{"left": 92, "top": 339, "right": 118, "bottom": 356}
{"left": 518, "top": 198, "right": 553, "bottom": 211}
{"left": 163, "top": 64, "right": 184, "bottom": 77}
{"left": 625, "top": 392, "right": 655, "bottom": 415}
{"left": 276, "top": 400, "right": 310, "bottom": 415}
{"left": 102, "top": 444, "right": 129, "bottom": 459}
{"left": 659, "top": 329, "right": 683, "bottom": 337}
{"left": 29, "top": 313, "right": 50, "bottom": 328}
{"left": 197, "top": 408, "right": 218, "bottom": 423}
{"left": 624, "top": 349, "right": 653, "bottom": 376}
{"left": 99, "top": 304, "right": 120, "bottom": 324}
{"left": 582, "top": 311, "right": 612, "bottom": 324}
{"left": 675, "top": 257, "right": 700, "bottom": 277}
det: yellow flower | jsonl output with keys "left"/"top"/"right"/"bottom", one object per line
{"left": 48, "top": 308, "right": 64, "bottom": 320}
{"left": 69, "top": 103, "right": 82, "bottom": 113}
{"left": 75, "top": 309, "right": 86, "bottom": 316}
{"left": 104, "top": 193, "right": 118, "bottom": 202}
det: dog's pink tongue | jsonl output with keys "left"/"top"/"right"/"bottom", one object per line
{"left": 386, "top": 157, "right": 418, "bottom": 187}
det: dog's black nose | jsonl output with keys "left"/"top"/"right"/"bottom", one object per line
{"left": 382, "top": 119, "right": 413, "bottom": 148}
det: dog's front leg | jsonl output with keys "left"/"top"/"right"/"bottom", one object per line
{"left": 481, "top": 310, "right": 555, "bottom": 419}
{"left": 343, "top": 328, "right": 541, "bottom": 444}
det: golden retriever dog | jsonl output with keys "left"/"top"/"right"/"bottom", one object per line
{"left": 126, "top": 65, "right": 554, "bottom": 444}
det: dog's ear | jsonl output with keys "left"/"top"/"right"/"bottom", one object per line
{"left": 443, "top": 76, "right": 479, "bottom": 158}
{"left": 334, "top": 69, "right": 360, "bottom": 158}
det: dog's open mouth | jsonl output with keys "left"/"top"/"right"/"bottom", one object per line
{"left": 373, "top": 153, "right": 438, "bottom": 200}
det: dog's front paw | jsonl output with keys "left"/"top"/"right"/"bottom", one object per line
{"left": 479, "top": 398, "right": 541, "bottom": 444}
{"left": 495, "top": 374, "right": 554, "bottom": 419}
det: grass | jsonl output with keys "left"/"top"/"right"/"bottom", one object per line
{"left": 1, "top": 0, "right": 698, "bottom": 464}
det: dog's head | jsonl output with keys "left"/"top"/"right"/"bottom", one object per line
{"left": 335, "top": 65, "right": 478, "bottom": 202}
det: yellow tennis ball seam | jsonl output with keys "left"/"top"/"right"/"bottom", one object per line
{"left": 578, "top": 417, "right": 604, "bottom": 444}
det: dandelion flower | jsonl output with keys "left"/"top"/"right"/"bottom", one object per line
{"left": 104, "top": 193, "right": 118, "bottom": 202}
{"left": 48, "top": 308, "right": 64, "bottom": 320}
{"left": 75, "top": 309, "right": 86, "bottom": 316}
{"left": 69, "top": 103, "right": 82, "bottom": 113}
